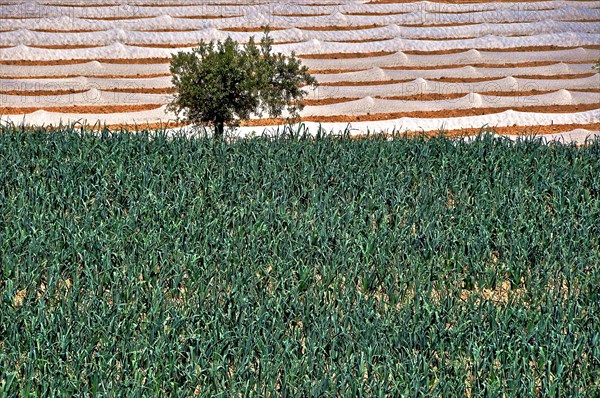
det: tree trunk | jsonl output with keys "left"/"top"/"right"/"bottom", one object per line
{"left": 214, "top": 119, "right": 224, "bottom": 139}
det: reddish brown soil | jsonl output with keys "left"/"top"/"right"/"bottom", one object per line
{"left": 0, "top": 104, "right": 162, "bottom": 114}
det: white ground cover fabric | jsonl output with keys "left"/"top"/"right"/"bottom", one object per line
{"left": 1, "top": 2, "right": 598, "bottom": 19}
{"left": 0, "top": 61, "right": 172, "bottom": 78}
{"left": 0, "top": 1, "right": 596, "bottom": 9}
{"left": 306, "top": 75, "right": 600, "bottom": 99}
{"left": 2, "top": 88, "right": 596, "bottom": 112}
{"left": 301, "top": 48, "right": 600, "bottom": 70}
{"left": 2, "top": 48, "right": 598, "bottom": 79}
{"left": 2, "top": 33, "right": 599, "bottom": 61}
{"left": 298, "top": 91, "right": 600, "bottom": 117}
{"left": 2, "top": 21, "right": 599, "bottom": 47}
{"left": 0, "top": 88, "right": 171, "bottom": 107}
{"left": 2, "top": 64, "right": 595, "bottom": 91}
{"left": 313, "top": 63, "right": 596, "bottom": 83}
{"left": 3, "top": 109, "right": 599, "bottom": 135}
{"left": 2, "top": 8, "right": 600, "bottom": 31}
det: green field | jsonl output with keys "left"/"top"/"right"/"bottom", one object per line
{"left": 1, "top": 127, "right": 599, "bottom": 397}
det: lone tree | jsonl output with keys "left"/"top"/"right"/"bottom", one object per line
{"left": 168, "top": 28, "right": 318, "bottom": 138}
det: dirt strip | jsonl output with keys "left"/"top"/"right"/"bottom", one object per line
{"left": 28, "top": 45, "right": 108, "bottom": 50}
{"left": 0, "top": 104, "right": 163, "bottom": 114}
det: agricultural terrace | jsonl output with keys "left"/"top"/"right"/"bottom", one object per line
{"left": 0, "top": 0, "right": 598, "bottom": 137}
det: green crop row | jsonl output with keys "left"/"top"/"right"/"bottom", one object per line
{"left": 0, "top": 126, "right": 598, "bottom": 397}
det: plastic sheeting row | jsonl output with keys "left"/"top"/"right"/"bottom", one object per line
{"left": 2, "top": 87, "right": 597, "bottom": 113}
{"left": 299, "top": 90, "right": 600, "bottom": 117}
{"left": 302, "top": 48, "right": 600, "bottom": 71}
{"left": 2, "top": 32, "right": 599, "bottom": 61}
{"left": 2, "top": 21, "right": 599, "bottom": 47}
{"left": 2, "top": 108, "right": 598, "bottom": 137}
{"left": 2, "top": 64, "right": 595, "bottom": 91}
{"left": 307, "top": 75, "right": 599, "bottom": 99}
{"left": 233, "top": 109, "right": 600, "bottom": 137}
{"left": 3, "top": 8, "right": 599, "bottom": 31}
{"left": 2, "top": 1, "right": 598, "bottom": 19}
{"left": 2, "top": 49, "right": 597, "bottom": 77}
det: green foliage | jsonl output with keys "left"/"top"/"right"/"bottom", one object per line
{"left": 1, "top": 126, "right": 599, "bottom": 397}
{"left": 168, "top": 28, "right": 318, "bottom": 138}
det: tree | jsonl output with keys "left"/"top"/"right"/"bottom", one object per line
{"left": 167, "top": 28, "right": 318, "bottom": 138}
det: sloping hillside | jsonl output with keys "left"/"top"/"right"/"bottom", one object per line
{"left": 1, "top": 0, "right": 599, "bottom": 136}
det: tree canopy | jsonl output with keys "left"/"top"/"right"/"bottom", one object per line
{"left": 168, "top": 28, "right": 318, "bottom": 138}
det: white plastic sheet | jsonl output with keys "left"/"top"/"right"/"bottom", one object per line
{"left": 2, "top": 109, "right": 598, "bottom": 136}
{"left": 1, "top": 2, "right": 598, "bottom": 20}
{"left": 299, "top": 90, "right": 600, "bottom": 117}
{"left": 2, "top": 64, "right": 595, "bottom": 91}
{"left": 2, "top": 21, "right": 599, "bottom": 47}
{"left": 2, "top": 33, "right": 599, "bottom": 61}
{"left": 305, "top": 75, "right": 600, "bottom": 99}
{"left": 2, "top": 49, "right": 598, "bottom": 79}
{"left": 2, "top": 8, "right": 599, "bottom": 31}
{"left": 0, "top": 88, "right": 171, "bottom": 107}
{"left": 300, "top": 48, "right": 600, "bottom": 71}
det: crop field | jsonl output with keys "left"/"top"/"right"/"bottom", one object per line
{"left": 0, "top": 1, "right": 599, "bottom": 396}
{"left": 0, "top": 0, "right": 599, "bottom": 138}
{"left": 0, "top": 126, "right": 599, "bottom": 396}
